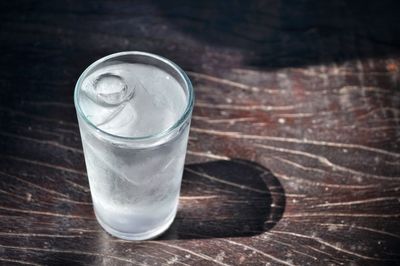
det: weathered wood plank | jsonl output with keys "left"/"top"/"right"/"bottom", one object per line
{"left": 0, "top": 0, "right": 399, "bottom": 265}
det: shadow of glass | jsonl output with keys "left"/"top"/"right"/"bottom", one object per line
{"left": 160, "top": 159, "right": 285, "bottom": 240}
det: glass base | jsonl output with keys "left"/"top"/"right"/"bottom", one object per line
{"left": 94, "top": 208, "right": 177, "bottom": 241}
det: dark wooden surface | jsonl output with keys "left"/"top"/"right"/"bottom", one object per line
{"left": 1, "top": 1, "right": 400, "bottom": 265}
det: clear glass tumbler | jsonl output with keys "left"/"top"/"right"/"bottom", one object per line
{"left": 74, "top": 52, "right": 194, "bottom": 240}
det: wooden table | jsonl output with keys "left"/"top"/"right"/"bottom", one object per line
{"left": 1, "top": 1, "right": 399, "bottom": 265}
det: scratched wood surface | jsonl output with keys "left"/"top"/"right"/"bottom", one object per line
{"left": 1, "top": 0, "right": 400, "bottom": 265}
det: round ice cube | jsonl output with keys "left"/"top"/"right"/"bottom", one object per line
{"left": 93, "top": 73, "right": 134, "bottom": 105}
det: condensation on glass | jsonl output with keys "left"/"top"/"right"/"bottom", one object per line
{"left": 74, "top": 52, "right": 194, "bottom": 240}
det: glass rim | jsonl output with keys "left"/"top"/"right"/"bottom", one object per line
{"left": 74, "top": 51, "right": 194, "bottom": 142}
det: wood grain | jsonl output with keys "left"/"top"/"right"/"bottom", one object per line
{"left": 0, "top": 0, "right": 399, "bottom": 265}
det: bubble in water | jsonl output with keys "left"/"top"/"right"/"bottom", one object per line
{"left": 93, "top": 73, "right": 134, "bottom": 105}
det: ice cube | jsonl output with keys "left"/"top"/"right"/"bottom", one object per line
{"left": 93, "top": 73, "right": 133, "bottom": 106}
{"left": 79, "top": 63, "right": 186, "bottom": 137}
{"left": 99, "top": 101, "right": 136, "bottom": 134}
{"left": 82, "top": 72, "right": 134, "bottom": 106}
{"left": 80, "top": 72, "right": 135, "bottom": 127}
